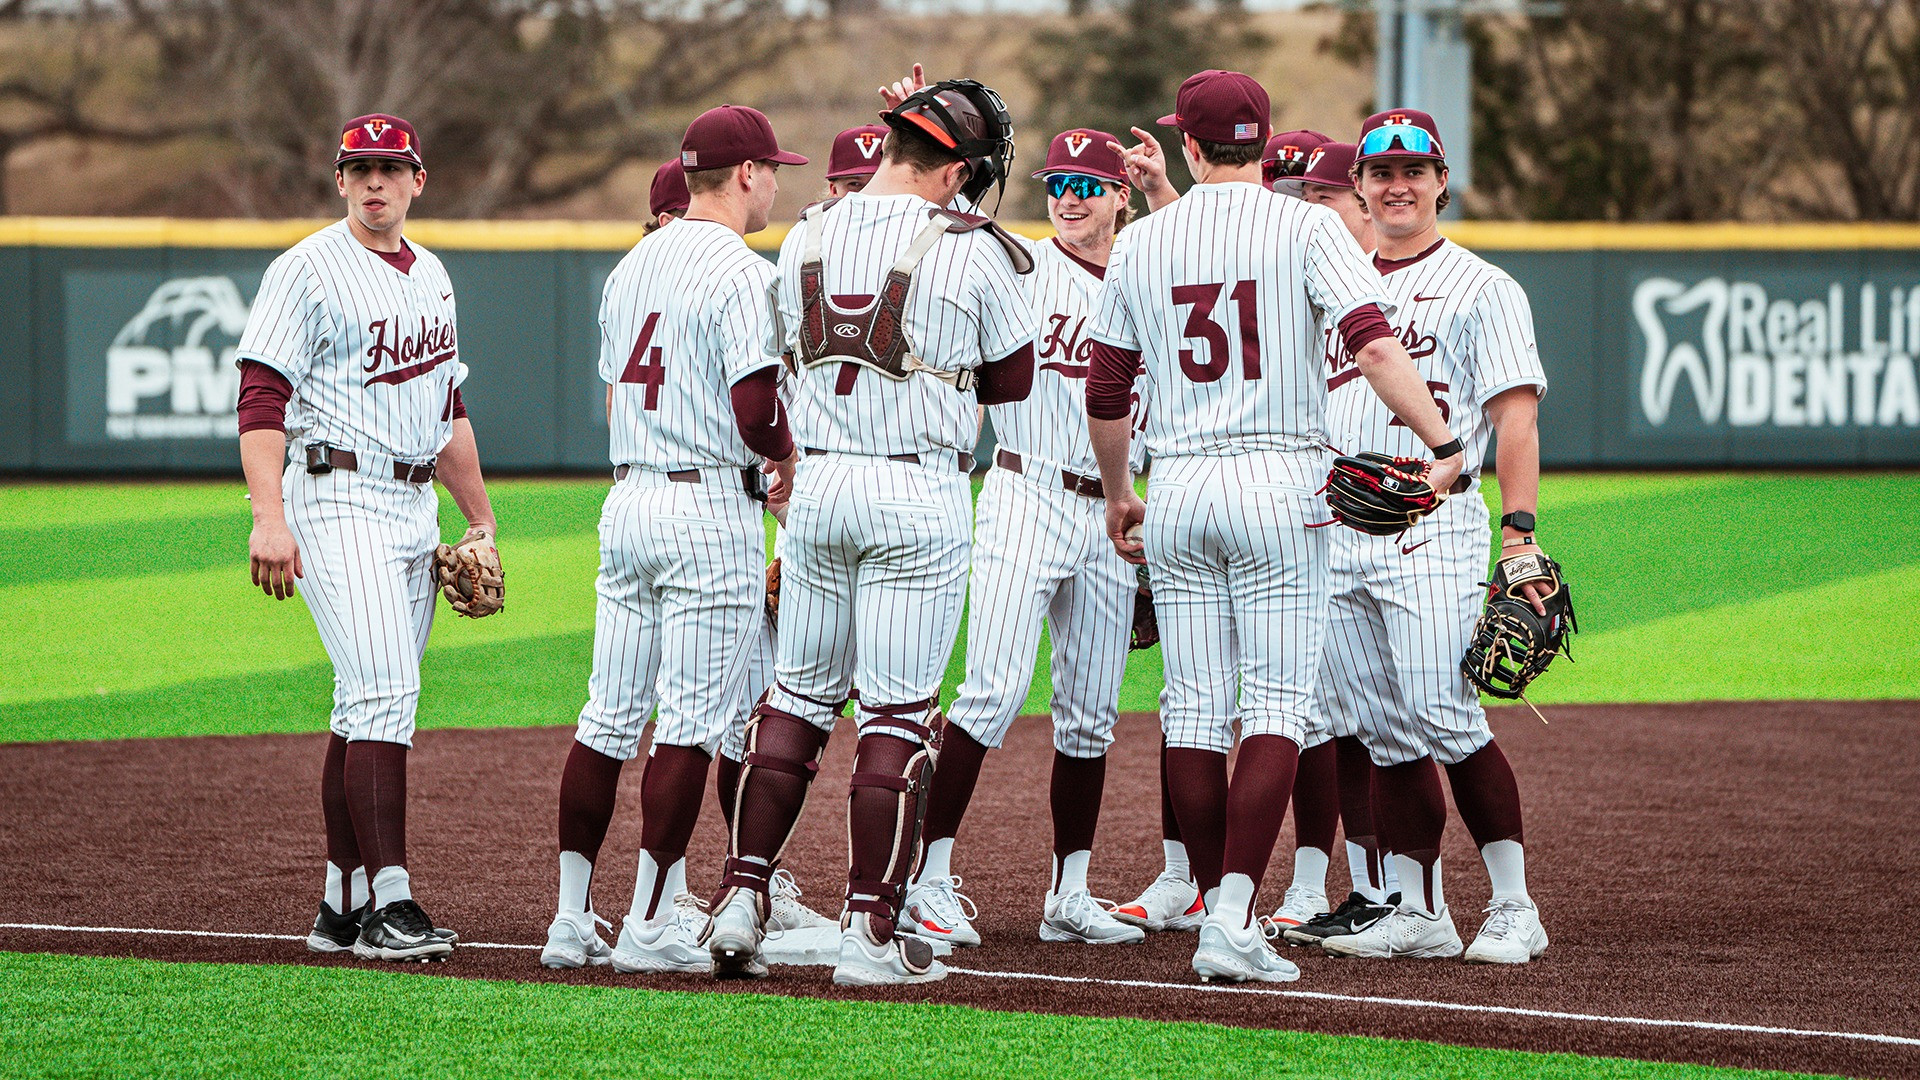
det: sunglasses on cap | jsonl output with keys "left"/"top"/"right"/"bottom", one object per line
{"left": 1359, "top": 122, "right": 1436, "bottom": 158}
{"left": 1262, "top": 157, "right": 1308, "bottom": 185}
{"left": 1046, "top": 173, "right": 1112, "bottom": 200}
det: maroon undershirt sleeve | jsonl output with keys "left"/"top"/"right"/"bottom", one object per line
{"left": 976, "top": 341, "right": 1034, "bottom": 405}
{"left": 450, "top": 388, "right": 467, "bottom": 421}
{"left": 1338, "top": 304, "right": 1395, "bottom": 355}
{"left": 1085, "top": 341, "right": 1142, "bottom": 420}
{"left": 237, "top": 360, "right": 293, "bottom": 434}
{"left": 730, "top": 367, "right": 794, "bottom": 460}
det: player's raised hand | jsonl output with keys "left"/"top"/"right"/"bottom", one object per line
{"left": 1425, "top": 451, "right": 1464, "bottom": 507}
{"left": 880, "top": 63, "right": 928, "bottom": 110}
{"left": 250, "top": 518, "right": 303, "bottom": 600}
{"left": 1109, "top": 127, "right": 1173, "bottom": 210}
{"left": 1106, "top": 492, "right": 1147, "bottom": 565}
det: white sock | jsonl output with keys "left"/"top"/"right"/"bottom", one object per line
{"left": 1051, "top": 850, "right": 1091, "bottom": 896}
{"left": 370, "top": 865, "right": 412, "bottom": 906}
{"left": 324, "top": 862, "right": 347, "bottom": 912}
{"left": 918, "top": 838, "right": 955, "bottom": 884}
{"left": 1380, "top": 849, "right": 1401, "bottom": 897}
{"left": 1391, "top": 854, "right": 1441, "bottom": 916}
{"left": 1163, "top": 840, "right": 1191, "bottom": 880}
{"left": 349, "top": 865, "right": 370, "bottom": 911}
{"left": 1346, "top": 841, "right": 1382, "bottom": 903}
{"left": 630, "top": 851, "right": 686, "bottom": 923}
{"left": 1480, "top": 839, "right": 1531, "bottom": 904}
{"left": 558, "top": 850, "right": 594, "bottom": 914}
{"left": 1290, "top": 846, "right": 1330, "bottom": 895}
{"left": 1214, "top": 873, "right": 1257, "bottom": 928}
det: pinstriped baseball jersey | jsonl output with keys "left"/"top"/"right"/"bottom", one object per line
{"left": 1322, "top": 239, "right": 1546, "bottom": 463}
{"left": 1089, "top": 183, "right": 1389, "bottom": 457}
{"left": 235, "top": 220, "right": 460, "bottom": 462}
{"left": 600, "top": 218, "right": 781, "bottom": 470}
{"left": 991, "top": 237, "right": 1147, "bottom": 475}
{"left": 771, "top": 192, "right": 1036, "bottom": 457}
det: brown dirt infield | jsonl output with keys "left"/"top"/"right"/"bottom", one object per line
{"left": 2, "top": 702, "right": 1916, "bottom": 1078}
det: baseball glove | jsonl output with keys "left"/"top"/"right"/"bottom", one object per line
{"left": 433, "top": 525, "right": 504, "bottom": 618}
{"left": 1324, "top": 452, "right": 1445, "bottom": 536}
{"left": 1130, "top": 564, "right": 1160, "bottom": 651}
{"left": 765, "top": 557, "right": 782, "bottom": 629}
{"left": 1461, "top": 551, "right": 1576, "bottom": 702}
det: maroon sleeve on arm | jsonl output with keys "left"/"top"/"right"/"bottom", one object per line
{"left": 236, "top": 359, "right": 293, "bottom": 434}
{"left": 450, "top": 387, "right": 468, "bottom": 421}
{"left": 730, "top": 367, "right": 794, "bottom": 460}
{"left": 976, "top": 341, "right": 1035, "bottom": 405}
{"left": 1085, "top": 342, "right": 1143, "bottom": 420}
{"left": 1338, "top": 304, "right": 1395, "bottom": 355}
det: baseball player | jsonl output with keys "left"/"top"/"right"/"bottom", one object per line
{"left": 826, "top": 124, "right": 890, "bottom": 195}
{"left": 705, "top": 77, "right": 1036, "bottom": 987}
{"left": 238, "top": 114, "right": 493, "bottom": 963}
{"left": 1083, "top": 70, "right": 1464, "bottom": 984}
{"left": 1310, "top": 110, "right": 1552, "bottom": 965}
{"left": 904, "top": 128, "right": 1146, "bottom": 950}
{"left": 646, "top": 159, "right": 691, "bottom": 233}
{"left": 1262, "top": 129, "right": 1329, "bottom": 191}
{"left": 540, "top": 105, "right": 807, "bottom": 973}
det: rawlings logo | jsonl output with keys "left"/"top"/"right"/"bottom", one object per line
{"left": 364, "top": 315, "right": 457, "bottom": 387}
{"left": 833, "top": 323, "right": 861, "bottom": 338}
{"left": 1064, "top": 132, "right": 1091, "bottom": 157}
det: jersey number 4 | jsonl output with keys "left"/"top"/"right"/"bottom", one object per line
{"left": 619, "top": 312, "right": 667, "bottom": 410}
{"left": 1172, "top": 281, "right": 1261, "bottom": 383}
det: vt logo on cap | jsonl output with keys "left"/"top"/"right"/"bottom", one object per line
{"left": 1306, "top": 147, "right": 1326, "bottom": 171}
{"left": 856, "top": 132, "right": 882, "bottom": 159}
{"left": 1065, "top": 132, "right": 1091, "bottom": 157}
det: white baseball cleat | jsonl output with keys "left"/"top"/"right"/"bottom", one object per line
{"left": 1191, "top": 912, "right": 1301, "bottom": 983}
{"left": 898, "top": 874, "right": 981, "bottom": 947}
{"left": 1261, "top": 884, "right": 1328, "bottom": 935}
{"left": 611, "top": 893, "right": 711, "bottom": 975}
{"left": 540, "top": 909, "right": 614, "bottom": 969}
{"left": 1320, "top": 904, "right": 1464, "bottom": 959}
{"left": 706, "top": 889, "right": 769, "bottom": 979}
{"left": 1463, "top": 897, "right": 1549, "bottom": 964}
{"left": 1108, "top": 869, "right": 1205, "bottom": 932}
{"left": 768, "top": 868, "right": 836, "bottom": 933}
{"left": 1039, "top": 889, "right": 1148, "bottom": 945}
{"left": 833, "top": 916, "right": 949, "bottom": 987}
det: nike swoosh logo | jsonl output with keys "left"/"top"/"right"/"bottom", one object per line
{"left": 442, "top": 292, "right": 453, "bottom": 300}
{"left": 1412, "top": 294, "right": 1442, "bottom": 303}
{"left": 918, "top": 919, "right": 953, "bottom": 935}
{"left": 1401, "top": 538, "right": 1434, "bottom": 555}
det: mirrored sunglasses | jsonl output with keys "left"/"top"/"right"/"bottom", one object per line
{"left": 1359, "top": 122, "right": 1435, "bottom": 158}
{"left": 1046, "top": 173, "right": 1111, "bottom": 199}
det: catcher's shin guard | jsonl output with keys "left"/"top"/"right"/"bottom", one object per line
{"left": 709, "top": 695, "right": 831, "bottom": 922}
{"left": 844, "top": 700, "right": 945, "bottom": 942}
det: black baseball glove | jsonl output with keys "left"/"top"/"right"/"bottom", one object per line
{"left": 1324, "top": 452, "right": 1444, "bottom": 536}
{"left": 1130, "top": 564, "right": 1159, "bottom": 651}
{"left": 1461, "top": 551, "right": 1577, "bottom": 700}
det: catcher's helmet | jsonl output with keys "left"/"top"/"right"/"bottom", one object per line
{"left": 881, "top": 79, "right": 1015, "bottom": 210}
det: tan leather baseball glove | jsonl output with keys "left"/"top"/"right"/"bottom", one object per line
{"left": 434, "top": 525, "right": 504, "bottom": 618}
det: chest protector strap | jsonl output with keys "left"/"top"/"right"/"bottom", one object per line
{"left": 796, "top": 203, "right": 979, "bottom": 392}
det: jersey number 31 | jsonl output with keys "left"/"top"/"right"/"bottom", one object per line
{"left": 1172, "top": 281, "right": 1261, "bottom": 383}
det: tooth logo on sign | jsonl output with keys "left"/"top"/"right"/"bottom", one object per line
{"left": 1634, "top": 277, "right": 1728, "bottom": 425}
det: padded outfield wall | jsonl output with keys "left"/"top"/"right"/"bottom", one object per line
{"left": 1, "top": 217, "right": 1915, "bottom": 473}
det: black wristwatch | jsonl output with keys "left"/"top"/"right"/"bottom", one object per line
{"left": 1500, "top": 511, "right": 1536, "bottom": 533}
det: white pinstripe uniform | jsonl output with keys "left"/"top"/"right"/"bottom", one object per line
{"left": 949, "top": 237, "right": 1147, "bottom": 757}
{"left": 235, "top": 220, "right": 463, "bottom": 747}
{"left": 765, "top": 192, "right": 1035, "bottom": 729}
{"left": 576, "top": 218, "right": 781, "bottom": 760}
{"left": 1089, "top": 183, "right": 1390, "bottom": 755}
{"left": 1315, "top": 238, "right": 1546, "bottom": 766}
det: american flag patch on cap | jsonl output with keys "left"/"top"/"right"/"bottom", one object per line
{"left": 1234, "top": 123, "right": 1257, "bottom": 139}
{"left": 681, "top": 150, "right": 698, "bottom": 167}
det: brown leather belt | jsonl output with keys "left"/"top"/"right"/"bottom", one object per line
{"left": 804, "top": 447, "right": 976, "bottom": 473}
{"left": 1450, "top": 474, "right": 1472, "bottom": 495}
{"left": 614, "top": 464, "right": 701, "bottom": 483}
{"left": 614, "top": 464, "right": 769, "bottom": 502}
{"left": 329, "top": 448, "right": 436, "bottom": 484}
{"left": 996, "top": 448, "right": 1103, "bottom": 499}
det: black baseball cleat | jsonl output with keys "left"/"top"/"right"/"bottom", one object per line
{"left": 353, "top": 899, "right": 455, "bottom": 962}
{"left": 307, "top": 901, "right": 369, "bottom": 954}
{"left": 1283, "top": 892, "right": 1399, "bottom": 947}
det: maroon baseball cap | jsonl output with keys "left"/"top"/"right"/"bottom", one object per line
{"left": 1354, "top": 108, "right": 1446, "bottom": 164}
{"left": 826, "top": 125, "right": 889, "bottom": 180}
{"left": 649, "top": 159, "right": 690, "bottom": 217}
{"left": 1156, "top": 70, "right": 1269, "bottom": 145}
{"left": 1031, "top": 128, "right": 1128, "bottom": 183}
{"left": 335, "top": 114, "right": 422, "bottom": 169}
{"left": 1263, "top": 130, "right": 1328, "bottom": 169}
{"left": 680, "top": 105, "right": 809, "bottom": 172}
{"left": 1275, "top": 142, "right": 1359, "bottom": 195}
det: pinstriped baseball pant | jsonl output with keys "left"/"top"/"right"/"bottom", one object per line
{"left": 765, "top": 453, "right": 972, "bottom": 730}
{"left": 283, "top": 462, "right": 439, "bottom": 747}
{"left": 1145, "top": 450, "right": 1331, "bottom": 755}
{"left": 575, "top": 468, "right": 767, "bottom": 760}
{"left": 947, "top": 464, "right": 1133, "bottom": 758}
{"left": 1314, "top": 489, "right": 1494, "bottom": 766}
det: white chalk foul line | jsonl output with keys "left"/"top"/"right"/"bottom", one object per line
{"left": 3, "top": 922, "right": 1914, "bottom": 1049}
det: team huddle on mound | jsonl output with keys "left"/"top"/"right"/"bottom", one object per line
{"left": 236, "top": 64, "right": 1575, "bottom": 989}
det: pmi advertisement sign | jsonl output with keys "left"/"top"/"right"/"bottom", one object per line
{"left": 1633, "top": 274, "right": 1920, "bottom": 434}
{"left": 65, "top": 271, "right": 255, "bottom": 445}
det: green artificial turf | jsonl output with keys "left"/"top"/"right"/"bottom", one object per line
{"left": 3, "top": 472, "right": 1915, "bottom": 742}
{"left": 0, "top": 953, "right": 1840, "bottom": 1080}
